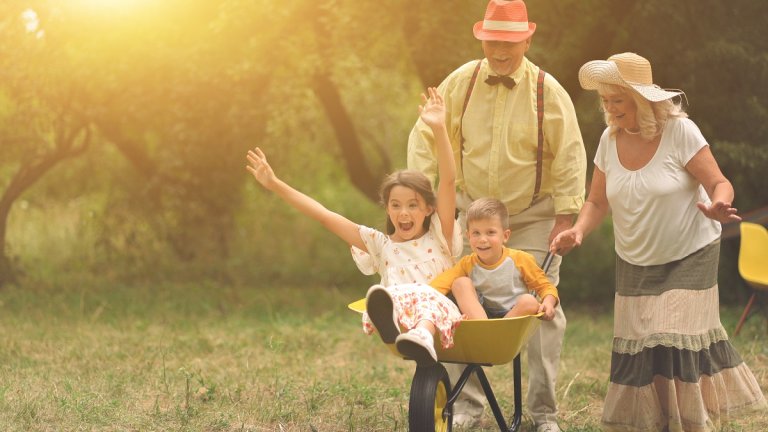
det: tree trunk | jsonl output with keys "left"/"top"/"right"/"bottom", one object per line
{"left": 310, "top": 74, "right": 381, "bottom": 202}
{"left": 307, "top": 2, "right": 388, "bottom": 203}
{"left": 0, "top": 125, "right": 91, "bottom": 287}
{"left": 0, "top": 198, "right": 15, "bottom": 287}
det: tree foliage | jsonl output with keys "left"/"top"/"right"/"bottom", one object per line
{"left": 0, "top": 0, "right": 766, "bottom": 296}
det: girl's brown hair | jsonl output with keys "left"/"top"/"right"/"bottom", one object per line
{"left": 379, "top": 170, "right": 436, "bottom": 235}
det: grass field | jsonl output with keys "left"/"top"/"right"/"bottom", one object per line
{"left": 0, "top": 281, "right": 765, "bottom": 431}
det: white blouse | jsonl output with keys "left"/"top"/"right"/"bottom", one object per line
{"left": 594, "top": 117, "right": 721, "bottom": 266}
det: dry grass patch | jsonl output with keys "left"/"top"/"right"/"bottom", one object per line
{"left": 0, "top": 283, "right": 765, "bottom": 431}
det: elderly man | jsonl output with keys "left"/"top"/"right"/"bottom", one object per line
{"left": 407, "top": 1, "right": 586, "bottom": 431}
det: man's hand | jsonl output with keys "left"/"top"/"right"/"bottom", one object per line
{"left": 548, "top": 214, "right": 574, "bottom": 245}
{"left": 550, "top": 228, "right": 582, "bottom": 256}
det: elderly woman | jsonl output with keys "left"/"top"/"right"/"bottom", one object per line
{"left": 552, "top": 52, "right": 766, "bottom": 431}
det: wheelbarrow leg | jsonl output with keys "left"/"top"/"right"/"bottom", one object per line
{"left": 475, "top": 366, "right": 510, "bottom": 431}
{"left": 445, "top": 364, "right": 512, "bottom": 431}
{"left": 445, "top": 364, "right": 477, "bottom": 410}
{"left": 441, "top": 355, "right": 524, "bottom": 432}
{"left": 511, "top": 354, "right": 522, "bottom": 432}
{"left": 473, "top": 355, "right": 524, "bottom": 432}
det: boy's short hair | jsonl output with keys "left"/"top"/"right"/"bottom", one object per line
{"left": 466, "top": 197, "right": 509, "bottom": 230}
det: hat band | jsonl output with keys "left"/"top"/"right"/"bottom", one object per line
{"left": 482, "top": 19, "right": 529, "bottom": 32}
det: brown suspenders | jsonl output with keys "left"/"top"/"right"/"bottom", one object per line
{"left": 459, "top": 61, "right": 546, "bottom": 206}
{"left": 533, "top": 67, "right": 546, "bottom": 202}
{"left": 459, "top": 60, "right": 484, "bottom": 160}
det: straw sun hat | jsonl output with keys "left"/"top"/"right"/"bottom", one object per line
{"left": 473, "top": 0, "right": 536, "bottom": 43}
{"left": 578, "top": 52, "right": 683, "bottom": 102}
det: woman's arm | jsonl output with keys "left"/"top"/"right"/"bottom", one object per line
{"left": 550, "top": 167, "right": 610, "bottom": 255}
{"left": 246, "top": 148, "right": 368, "bottom": 252}
{"left": 685, "top": 146, "right": 741, "bottom": 223}
{"left": 419, "top": 87, "right": 456, "bottom": 248}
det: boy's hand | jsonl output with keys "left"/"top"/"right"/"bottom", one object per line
{"left": 537, "top": 295, "right": 558, "bottom": 321}
{"left": 246, "top": 147, "right": 277, "bottom": 190}
{"left": 418, "top": 87, "right": 446, "bottom": 130}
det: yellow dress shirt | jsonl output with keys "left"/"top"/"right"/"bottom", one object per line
{"left": 408, "top": 57, "right": 586, "bottom": 216}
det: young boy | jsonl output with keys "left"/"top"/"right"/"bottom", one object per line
{"left": 430, "top": 197, "right": 559, "bottom": 321}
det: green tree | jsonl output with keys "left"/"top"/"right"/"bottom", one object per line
{"left": 0, "top": 3, "right": 95, "bottom": 285}
{"left": 1, "top": 0, "right": 766, "bottom": 294}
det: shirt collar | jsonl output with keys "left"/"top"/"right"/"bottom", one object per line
{"left": 483, "top": 56, "right": 530, "bottom": 86}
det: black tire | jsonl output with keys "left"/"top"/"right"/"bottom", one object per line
{"left": 409, "top": 363, "right": 452, "bottom": 432}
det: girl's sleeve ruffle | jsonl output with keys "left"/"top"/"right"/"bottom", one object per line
{"left": 350, "top": 225, "right": 385, "bottom": 275}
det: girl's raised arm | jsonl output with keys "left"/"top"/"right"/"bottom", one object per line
{"left": 246, "top": 148, "right": 368, "bottom": 252}
{"left": 418, "top": 87, "right": 456, "bottom": 248}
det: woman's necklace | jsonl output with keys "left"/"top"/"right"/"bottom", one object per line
{"left": 624, "top": 127, "right": 641, "bottom": 135}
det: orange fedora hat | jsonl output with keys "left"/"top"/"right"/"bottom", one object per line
{"left": 473, "top": 0, "right": 536, "bottom": 43}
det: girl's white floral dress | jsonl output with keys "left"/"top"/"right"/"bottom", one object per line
{"left": 351, "top": 214, "right": 464, "bottom": 348}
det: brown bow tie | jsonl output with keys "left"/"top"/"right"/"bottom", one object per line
{"left": 485, "top": 75, "right": 516, "bottom": 89}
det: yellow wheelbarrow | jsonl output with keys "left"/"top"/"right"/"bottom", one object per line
{"left": 348, "top": 253, "right": 554, "bottom": 432}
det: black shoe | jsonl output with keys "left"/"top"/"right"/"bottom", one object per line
{"left": 366, "top": 285, "right": 399, "bottom": 343}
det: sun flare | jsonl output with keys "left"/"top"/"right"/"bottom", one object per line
{"left": 74, "top": 0, "right": 153, "bottom": 12}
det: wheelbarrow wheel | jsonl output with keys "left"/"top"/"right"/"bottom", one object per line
{"left": 409, "top": 363, "right": 452, "bottom": 432}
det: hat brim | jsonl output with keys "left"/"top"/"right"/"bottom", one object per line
{"left": 578, "top": 60, "right": 683, "bottom": 102}
{"left": 473, "top": 21, "right": 536, "bottom": 42}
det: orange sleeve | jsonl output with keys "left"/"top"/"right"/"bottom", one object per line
{"left": 429, "top": 255, "right": 475, "bottom": 295}
{"left": 512, "top": 250, "right": 559, "bottom": 302}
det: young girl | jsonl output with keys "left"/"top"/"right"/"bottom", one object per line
{"left": 246, "top": 88, "right": 462, "bottom": 365}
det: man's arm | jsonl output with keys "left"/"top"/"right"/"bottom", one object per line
{"left": 543, "top": 81, "right": 587, "bottom": 213}
{"left": 542, "top": 80, "right": 587, "bottom": 242}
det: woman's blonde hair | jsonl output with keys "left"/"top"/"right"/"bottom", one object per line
{"left": 597, "top": 83, "right": 687, "bottom": 141}
{"left": 379, "top": 170, "right": 436, "bottom": 235}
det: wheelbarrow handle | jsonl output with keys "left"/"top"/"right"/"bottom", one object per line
{"left": 541, "top": 251, "right": 554, "bottom": 273}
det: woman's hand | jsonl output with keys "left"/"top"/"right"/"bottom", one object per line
{"left": 418, "top": 87, "right": 446, "bottom": 130}
{"left": 696, "top": 201, "right": 741, "bottom": 224}
{"left": 246, "top": 147, "right": 277, "bottom": 190}
{"left": 550, "top": 228, "right": 583, "bottom": 256}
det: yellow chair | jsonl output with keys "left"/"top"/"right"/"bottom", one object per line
{"left": 735, "top": 222, "right": 768, "bottom": 336}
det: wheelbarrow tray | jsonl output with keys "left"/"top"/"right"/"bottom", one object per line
{"left": 348, "top": 253, "right": 554, "bottom": 431}
{"left": 347, "top": 298, "right": 541, "bottom": 365}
